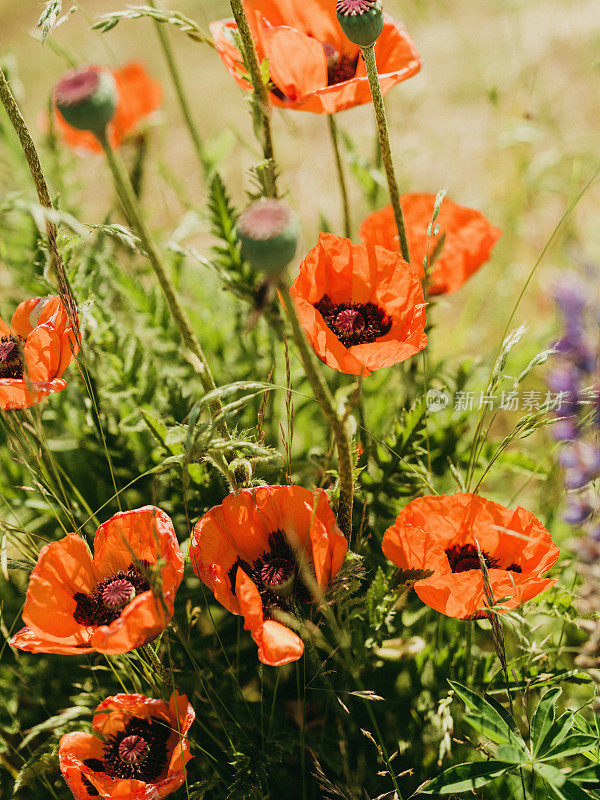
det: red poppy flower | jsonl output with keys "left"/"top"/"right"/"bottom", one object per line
{"left": 10, "top": 506, "right": 184, "bottom": 654}
{"left": 359, "top": 194, "right": 502, "bottom": 295}
{"left": 289, "top": 233, "right": 427, "bottom": 375}
{"left": 211, "top": 0, "right": 420, "bottom": 114}
{"left": 190, "top": 485, "right": 347, "bottom": 666}
{"left": 0, "top": 294, "right": 78, "bottom": 410}
{"left": 382, "top": 493, "right": 560, "bottom": 620}
{"left": 59, "top": 691, "right": 194, "bottom": 799}
{"left": 54, "top": 62, "right": 162, "bottom": 154}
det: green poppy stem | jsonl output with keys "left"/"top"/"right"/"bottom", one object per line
{"left": 328, "top": 114, "right": 352, "bottom": 239}
{"left": 361, "top": 44, "right": 411, "bottom": 264}
{"left": 147, "top": 0, "right": 208, "bottom": 178}
{"left": 229, "top": 0, "right": 278, "bottom": 197}
{"left": 278, "top": 282, "right": 354, "bottom": 540}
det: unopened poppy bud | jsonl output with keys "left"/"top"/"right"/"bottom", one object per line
{"left": 54, "top": 66, "right": 117, "bottom": 134}
{"left": 336, "top": 0, "right": 383, "bottom": 48}
{"left": 237, "top": 199, "right": 299, "bottom": 275}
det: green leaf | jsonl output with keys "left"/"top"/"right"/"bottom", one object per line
{"left": 415, "top": 761, "right": 511, "bottom": 794}
{"left": 568, "top": 765, "right": 600, "bottom": 786}
{"left": 534, "top": 762, "right": 566, "bottom": 787}
{"left": 496, "top": 744, "right": 528, "bottom": 764}
{"left": 531, "top": 686, "right": 562, "bottom": 756}
{"left": 536, "top": 712, "right": 575, "bottom": 758}
{"left": 549, "top": 780, "right": 597, "bottom": 800}
{"left": 449, "top": 681, "right": 525, "bottom": 748}
{"left": 540, "top": 735, "right": 598, "bottom": 761}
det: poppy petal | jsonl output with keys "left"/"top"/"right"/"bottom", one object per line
{"left": 22, "top": 533, "right": 97, "bottom": 645}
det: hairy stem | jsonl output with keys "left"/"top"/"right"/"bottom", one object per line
{"left": 0, "top": 67, "right": 76, "bottom": 311}
{"left": 361, "top": 45, "right": 410, "bottom": 264}
{"left": 278, "top": 283, "right": 353, "bottom": 539}
{"left": 229, "top": 0, "right": 278, "bottom": 196}
{"left": 328, "top": 114, "right": 351, "bottom": 239}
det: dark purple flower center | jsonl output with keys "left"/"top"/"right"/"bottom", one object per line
{"left": 55, "top": 67, "right": 100, "bottom": 107}
{"left": 445, "top": 544, "right": 522, "bottom": 574}
{"left": 315, "top": 295, "right": 392, "bottom": 348}
{"left": 73, "top": 563, "right": 150, "bottom": 627}
{"left": 322, "top": 43, "right": 360, "bottom": 85}
{"left": 0, "top": 335, "right": 24, "bottom": 380}
{"left": 82, "top": 716, "right": 170, "bottom": 784}
{"left": 228, "top": 531, "right": 311, "bottom": 613}
{"left": 337, "top": 0, "right": 378, "bottom": 16}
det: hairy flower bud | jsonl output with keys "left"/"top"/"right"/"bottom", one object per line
{"left": 236, "top": 199, "right": 299, "bottom": 275}
{"left": 336, "top": 0, "right": 384, "bottom": 48}
{"left": 54, "top": 66, "right": 117, "bottom": 134}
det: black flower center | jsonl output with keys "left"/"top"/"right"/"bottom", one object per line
{"left": 82, "top": 716, "right": 170, "bottom": 783}
{"left": 0, "top": 336, "right": 24, "bottom": 380}
{"left": 322, "top": 43, "right": 360, "bottom": 85}
{"left": 73, "top": 562, "right": 150, "bottom": 627}
{"left": 315, "top": 295, "right": 392, "bottom": 347}
{"left": 445, "top": 544, "right": 521, "bottom": 574}
{"left": 228, "top": 531, "right": 311, "bottom": 614}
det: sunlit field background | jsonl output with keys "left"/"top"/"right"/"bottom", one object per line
{"left": 2, "top": 1, "right": 600, "bottom": 798}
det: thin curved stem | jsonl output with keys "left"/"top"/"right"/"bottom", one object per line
{"left": 148, "top": 0, "right": 208, "bottom": 178}
{"left": 278, "top": 282, "right": 353, "bottom": 539}
{"left": 361, "top": 45, "right": 410, "bottom": 264}
{"left": 328, "top": 114, "right": 351, "bottom": 238}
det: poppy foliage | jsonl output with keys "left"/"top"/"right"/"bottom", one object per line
{"left": 10, "top": 506, "right": 184, "bottom": 654}
{"left": 359, "top": 194, "right": 502, "bottom": 295}
{"left": 289, "top": 232, "right": 427, "bottom": 375}
{"left": 59, "top": 691, "right": 194, "bottom": 799}
{"left": 211, "top": 0, "right": 420, "bottom": 113}
{"left": 54, "top": 62, "right": 162, "bottom": 153}
{"left": 382, "top": 493, "right": 560, "bottom": 619}
{"left": 0, "top": 295, "right": 78, "bottom": 410}
{"left": 190, "top": 485, "right": 347, "bottom": 666}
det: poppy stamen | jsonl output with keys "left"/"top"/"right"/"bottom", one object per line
{"left": 322, "top": 43, "right": 359, "bottom": 85}
{"left": 103, "top": 717, "right": 170, "bottom": 781}
{"left": 229, "top": 531, "right": 311, "bottom": 611}
{"left": 73, "top": 563, "right": 150, "bottom": 627}
{"left": 315, "top": 295, "right": 392, "bottom": 348}
{"left": 0, "top": 336, "right": 24, "bottom": 380}
{"left": 445, "top": 544, "right": 521, "bottom": 574}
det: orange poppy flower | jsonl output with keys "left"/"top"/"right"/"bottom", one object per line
{"left": 210, "top": 0, "right": 420, "bottom": 114}
{"left": 382, "top": 493, "right": 560, "bottom": 620}
{"left": 289, "top": 233, "right": 427, "bottom": 375}
{"left": 59, "top": 691, "right": 194, "bottom": 799}
{"left": 54, "top": 62, "right": 162, "bottom": 154}
{"left": 0, "top": 294, "right": 78, "bottom": 410}
{"left": 190, "top": 485, "right": 348, "bottom": 667}
{"left": 359, "top": 194, "right": 502, "bottom": 295}
{"left": 10, "top": 506, "right": 184, "bottom": 654}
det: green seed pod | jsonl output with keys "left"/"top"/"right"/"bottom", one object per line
{"left": 336, "top": 0, "right": 384, "bottom": 48}
{"left": 54, "top": 66, "right": 117, "bottom": 134}
{"left": 237, "top": 199, "right": 299, "bottom": 276}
